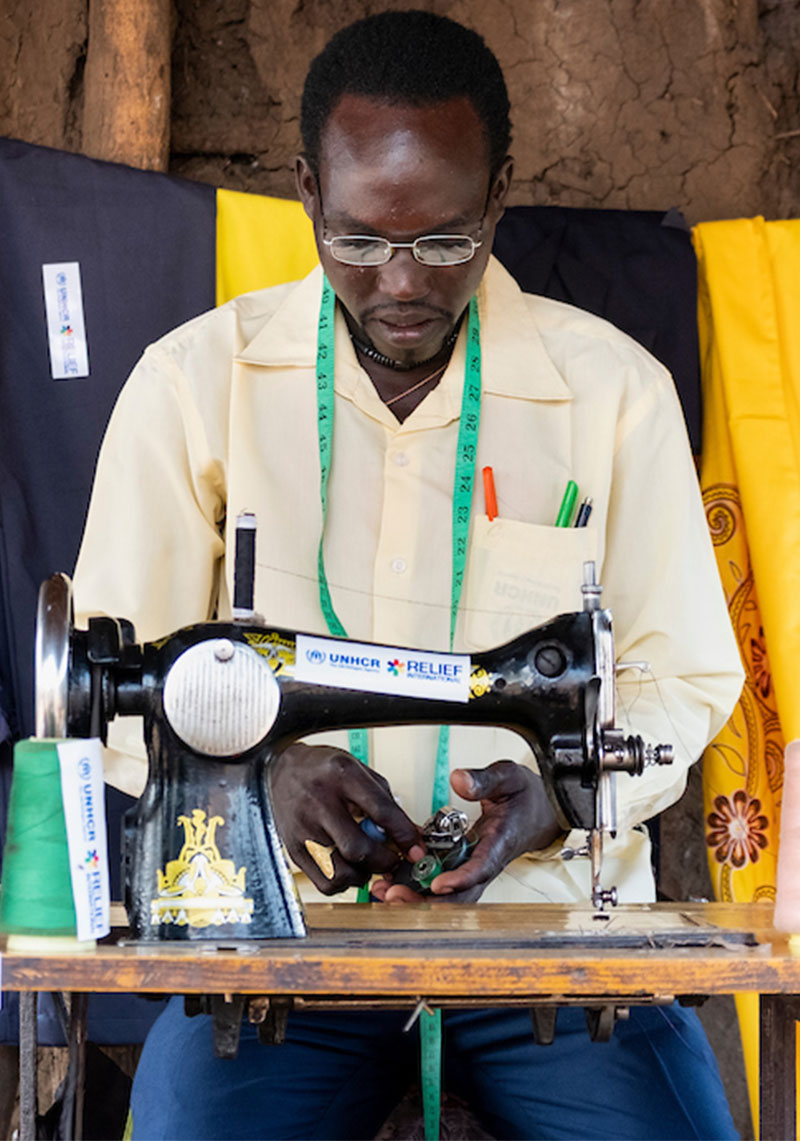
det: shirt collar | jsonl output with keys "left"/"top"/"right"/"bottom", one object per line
{"left": 236, "top": 264, "right": 324, "bottom": 368}
{"left": 236, "top": 257, "right": 571, "bottom": 404}
{"left": 476, "top": 258, "right": 571, "bottom": 401}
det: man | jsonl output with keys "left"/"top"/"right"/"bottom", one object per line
{"left": 74, "top": 11, "right": 743, "bottom": 1139}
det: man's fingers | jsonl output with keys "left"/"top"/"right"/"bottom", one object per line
{"left": 303, "top": 809, "right": 406, "bottom": 876}
{"left": 332, "top": 824, "right": 400, "bottom": 874}
{"left": 324, "top": 755, "right": 422, "bottom": 855}
{"left": 290, "top": 847, "right": 350, "bottom": 895}
{"left": 450, "top": 759, "right": 526, "bottom": 801}
{"left": 346, "top": 782, "right": 424, "bottom": 856}
{"left": 381, "top": 882, "right": 423, "bottom": 904}
{"left": 311, "top": 791, "right": 416, "bottom": 870}
{"left": 271, "top": 744, "right": 424, "bottom": 893}
{"left": 428, "top": 883, "right": 484, "bottom": 905}
{"left": 289, "top": 830, "right": 372, "bottom": 895}
{"left": 299, "top": 851, "right": 370, "bottom": 896}
{"left": 430, "top": 845, "right": 500, "bottom": 895}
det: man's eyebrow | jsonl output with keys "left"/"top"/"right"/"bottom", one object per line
{"left": 325, "top": 211, "right": 477, "bottom": 235}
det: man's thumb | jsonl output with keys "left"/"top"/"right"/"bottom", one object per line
{"left": 450, "top": 760, "right": 521, "bottom": 801}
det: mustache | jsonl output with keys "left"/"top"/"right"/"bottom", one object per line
{"left": 360, "top": 302, "right": 452, "bottom": 322}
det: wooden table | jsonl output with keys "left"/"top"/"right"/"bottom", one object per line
{"left": 3, "top": 901, "right": 799, "bottom": 1139}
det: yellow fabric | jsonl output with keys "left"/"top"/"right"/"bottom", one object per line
{"left": 73, "top": 257, "right": 743, "bottom": 907}
{"left": 696, "top": 216, "right": 800, "bottom": 1134}
{"left": 215, "top": 187, "right": 318, "bottom": 306}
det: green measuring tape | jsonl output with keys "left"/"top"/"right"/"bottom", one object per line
{"left": 314, "top": 277, "right": 482, "bottom": 1140}
{"left": 314, "top": 278, "right": 371, "bottom": 792}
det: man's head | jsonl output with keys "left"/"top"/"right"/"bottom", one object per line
{"left": 296, "top": 11, "right": 513, "bottom": 367}
{"left": 300, "top": 10, "right": 511, "bottom": 186}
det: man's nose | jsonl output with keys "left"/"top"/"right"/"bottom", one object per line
{"left": 376, "top": 249, "right": 431, "bottom": 301}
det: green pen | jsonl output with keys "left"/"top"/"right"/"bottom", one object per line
{"left": 555, "top": 479, "right": 578, "bottom": 527}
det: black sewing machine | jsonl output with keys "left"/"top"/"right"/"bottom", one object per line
{"left": 34, "top": 516, "right": 672, "bottom": 943}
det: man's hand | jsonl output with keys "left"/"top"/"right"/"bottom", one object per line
{"left": 269, "top": 743, "right": 425, "bottom": 895}
{"left": 371, "top": 760, "right": 562, "bottom": 904}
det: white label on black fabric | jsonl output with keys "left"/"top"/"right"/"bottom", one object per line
{"left": 42, "top": 262, "right": 90, "bottom": 379}
{"left": 57, "top": 739, "right": 110, "bottom": 941}
{"left": 295, "top": 634, "right": 471, "bottom": 703}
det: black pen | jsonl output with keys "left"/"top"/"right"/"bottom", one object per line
{"left": 574, "top": 497, "right": 593, "bottom": 527}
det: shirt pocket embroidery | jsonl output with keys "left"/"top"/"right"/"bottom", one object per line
{"left": 462, "top": 514, "right": 598, "bottom": 650}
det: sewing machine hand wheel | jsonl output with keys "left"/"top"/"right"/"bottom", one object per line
{"left": 35, "top": 572, "right": 73, "bottom": 738}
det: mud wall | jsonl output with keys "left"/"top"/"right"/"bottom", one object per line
{"left": 2, "top": 0, "right": 798, "bottom": 223}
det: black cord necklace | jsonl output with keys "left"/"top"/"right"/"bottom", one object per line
{"left": 350, "top": 315, "right": 464, "bottom": 372}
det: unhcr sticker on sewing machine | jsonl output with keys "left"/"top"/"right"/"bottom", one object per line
{"left": 151, "top": 809, "right": 254, "bottom": 929}
{"left": 296, "top": 635, "right": 471, "bottom": 702}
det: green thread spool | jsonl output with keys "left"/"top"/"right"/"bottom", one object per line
{"left": 411, "top": 853, "right": 444, "bottom": 892}
{"left": 0, "top": 738, "right": 94, "bottom": 950}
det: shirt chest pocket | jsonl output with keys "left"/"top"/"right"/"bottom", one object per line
{"left": 461, "top": 515, "right": 598, "bottom": 651}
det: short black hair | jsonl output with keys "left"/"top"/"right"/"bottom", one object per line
{"left": 301, "top": 10, "right": 511, "bottom": 182}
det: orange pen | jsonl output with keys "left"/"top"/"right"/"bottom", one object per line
{"left": 482, "top": 466, "right": 498, "bottom": 521}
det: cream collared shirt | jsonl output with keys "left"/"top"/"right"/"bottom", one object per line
{"left": 73, "top": 259, "right": 743, "bottom": 905}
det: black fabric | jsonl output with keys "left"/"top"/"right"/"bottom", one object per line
{"left": 0, "top": 135, "right": 216, "bottom": 747}
{"left": 493, "top": 205, "right": 701, "bottom": 453}
{"left": 0, "top": 136, "right": 215, "bottom": 1043}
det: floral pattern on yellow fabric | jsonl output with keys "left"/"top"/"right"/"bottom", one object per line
{"left": 700, "top": 483, "right": 782, "bottom": 903}
{"left": 706, "top": 790, "right": 769, "bottom": 868}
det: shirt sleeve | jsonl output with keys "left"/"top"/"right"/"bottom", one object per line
{"left": 598, "top": 350, "right": 744, "bottom": 832}
{"left": 72, "top": 343, "right": 226, "bottom": 640}
{"left": 72, "top": 343, "right": 227, "bottom": 796}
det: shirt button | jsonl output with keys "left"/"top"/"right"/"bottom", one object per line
{"left": 393, "top": 451, "right": 409, "bottom": 467}
{"left": 391, "top": 557, "right": 407, "bottom": 575}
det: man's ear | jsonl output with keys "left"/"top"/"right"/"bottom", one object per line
{"left": 295, "top": 155, "right": 319, "bottom": 222}
{"left": 488, "top": 155, "right": 514, "bottom": 224}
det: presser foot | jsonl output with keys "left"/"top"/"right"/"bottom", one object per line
{"left": 590, "top": 826, "right": 617, "bottom": 916}
{"left": 559, "top": 830, "right": 619, "bottom": 915}
{"left": 591, "top": 884, "right": 618, "bottom": 914}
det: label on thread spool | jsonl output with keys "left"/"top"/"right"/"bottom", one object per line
{"left": 0, "top": 738, "right": 109, "bottom": 945}
{"left": 57, "top": 739, "right": 110, "bottom": 941}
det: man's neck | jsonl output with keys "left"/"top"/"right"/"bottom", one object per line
{"left": 344, "top": 308, "right": 463, "bottom": 422}
{"left": 355, "top": 348, "right": 454, "bottom": 422}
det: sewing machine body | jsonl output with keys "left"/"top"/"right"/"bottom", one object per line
{"left": 35, "top": 562, "right": 671, "bottom": 943}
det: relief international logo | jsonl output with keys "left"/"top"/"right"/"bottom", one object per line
{"left": 387, "top": 658, "right": 405, "bottom": 676}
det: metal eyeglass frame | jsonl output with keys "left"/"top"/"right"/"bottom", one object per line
{"left": 314, "top": 171, "right": 490, "bottom": 268}
{"left": 321, "top": 230, "right": 484, "bottom": 267}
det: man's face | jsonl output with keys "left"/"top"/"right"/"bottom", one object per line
{"left": 297, "top": 94, "right": 511, "bottom": 366}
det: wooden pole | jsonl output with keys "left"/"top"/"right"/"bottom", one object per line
{"left": 82, "top": 0, "right": 172, "bottom": 171}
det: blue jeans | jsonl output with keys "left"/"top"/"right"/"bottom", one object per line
{"left": 130, "top": 997, "right": 738, "bottom": 1140}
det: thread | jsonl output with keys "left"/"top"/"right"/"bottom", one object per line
{"left": 774, "top": 740, "right": 800, "bottom": 944}
{"left": 0, "top": 738, "right": 80, "bottom": 938}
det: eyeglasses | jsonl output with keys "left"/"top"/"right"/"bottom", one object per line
{"left": 322, "top": 231, "right": 483, "bottom": 267}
